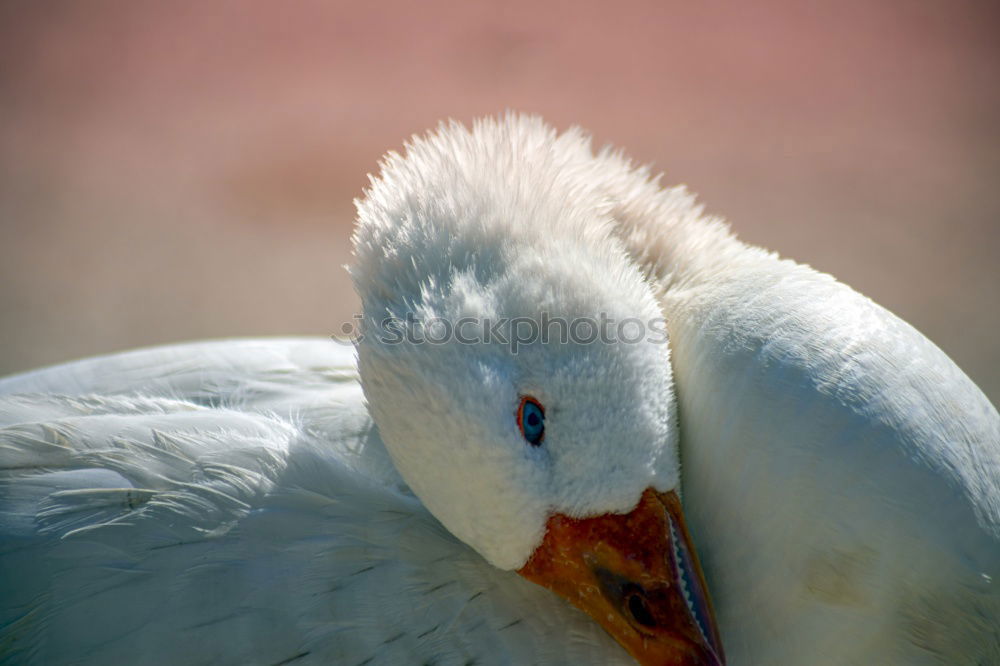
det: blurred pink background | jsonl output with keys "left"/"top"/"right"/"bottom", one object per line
{"left": 1, "top": 1, "right": 998, "bottom": 403}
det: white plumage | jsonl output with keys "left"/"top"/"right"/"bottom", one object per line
{"left": 0, "top": 339, "right": 633, "bottom": 665}
{"left": 1, "top": 115, "right": 998, "bottom": 665}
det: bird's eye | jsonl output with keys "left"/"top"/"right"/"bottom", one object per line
{"left": 517, "top": 396, "right": 545, "bottom": 446}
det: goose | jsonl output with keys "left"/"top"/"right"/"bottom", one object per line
{"left": 1, "top": 114, "right": 998, "bottom": 665}
{"left": 0, "top": 117, "right": 721, "bottom": 666}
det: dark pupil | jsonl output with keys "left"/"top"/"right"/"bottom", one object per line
{"left": 527, "top": 413, "right": 540, "bottom": 427}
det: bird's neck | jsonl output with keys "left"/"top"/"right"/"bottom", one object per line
{"left": 602, "top": 185, "right": 760, "bottom": 299}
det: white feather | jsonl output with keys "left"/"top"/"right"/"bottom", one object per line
{"left": 0, "top": 339, "right": 632, "bottom": 665}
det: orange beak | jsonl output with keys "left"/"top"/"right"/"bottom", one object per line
{"left": 517, "top": 488, "right": 724, "bottom": 666}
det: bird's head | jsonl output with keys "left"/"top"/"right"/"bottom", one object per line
{"left": 351, "top": 115, "right": 724, "bottom": 665}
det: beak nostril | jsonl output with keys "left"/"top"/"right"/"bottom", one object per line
{"left": 624, "top": 587, "right": 657, "bottom": 628}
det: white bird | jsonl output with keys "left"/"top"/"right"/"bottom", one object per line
{"left": 0, "top": 117, "right": 722, "bottom": 665}
{"left": 2, "top": 115, "right": 998, "bottom": 665}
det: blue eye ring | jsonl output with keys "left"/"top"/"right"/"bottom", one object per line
{"left": 517, "top": 396, "right": 545, "bottom": 446}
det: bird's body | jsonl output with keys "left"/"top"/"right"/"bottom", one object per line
{"left": 1, "top": 115, "right": 998, "bottom": 665}
{"left": 0, "top": 339, "right": 631, "bottom": 665}
{"left": 659, "top": 252, "right": 1000, "bottom": 664}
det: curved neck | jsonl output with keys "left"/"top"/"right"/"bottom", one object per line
{"left": 578, "top": 162, "right": 751, "bottom": 297}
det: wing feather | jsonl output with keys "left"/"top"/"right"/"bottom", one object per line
{"left": 0, "top": 338, "right": 628, "bottom": 665}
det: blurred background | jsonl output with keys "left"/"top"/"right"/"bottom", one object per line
{"left": 1, "top": 0, "right": 997, "bottom": 403}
